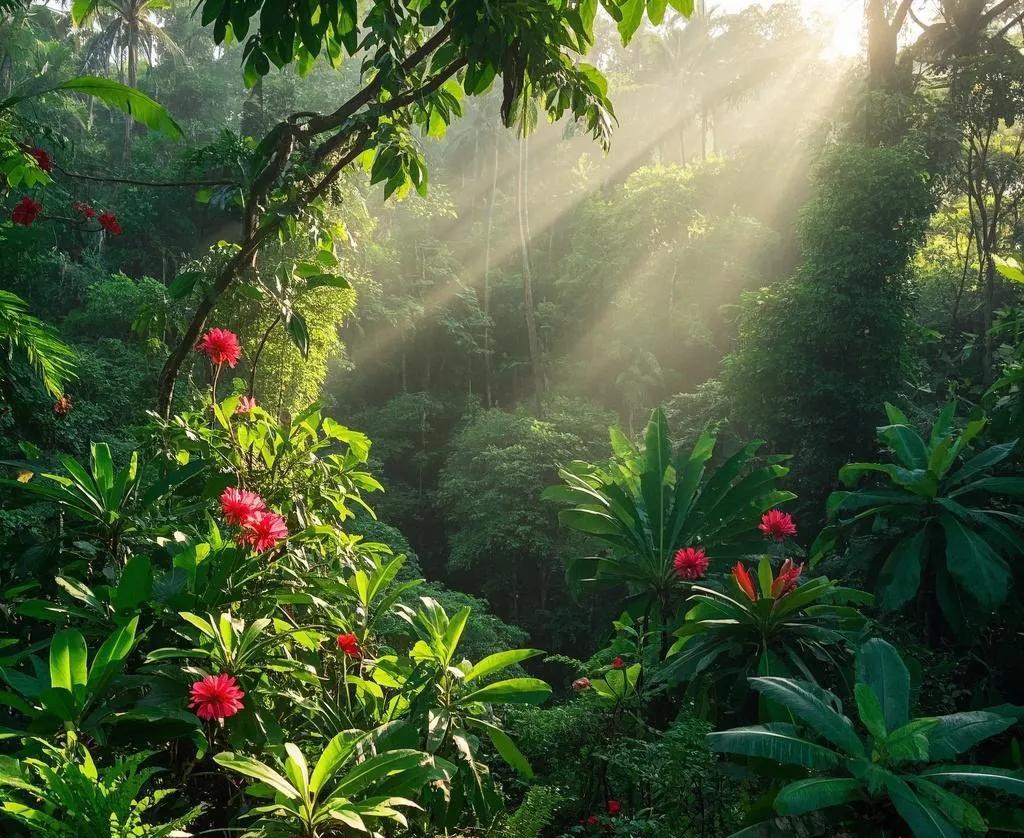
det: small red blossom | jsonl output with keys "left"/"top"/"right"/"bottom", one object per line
{"left": 587, "top": 816, "right": 600, "bottom": 827}
{"left": 237, "top": 510, "right": 288, "bottom": 552}
{"left": 52, "top": 395, "right": 73, "bottom": 416}
{"left": 196, "top": 328, "right": 242, "bottom": 368}
{"left": 732, "top": 562, "right": 758, "bottom": 602}
{"left": 572, "top": 677, "right": 591, "bottom": 692}
{"left": 770, "top": 559, "right": 804, "bottom": 598}
{"left": 235, "top": 395, "right": 257, "bottom": 415}
{"left": 98, "top": 211, "right": 122, "bottom": 235}
{"left": 219, "top": 487, "right": 266, "bottom": 527}
{"left": 72, "top": 201, "right": 96, "bottom": 219}
{"left": 759, "top": 509, "right": 797, "bottom": 542}
{"left": 11, "top": 196, "right": 41, "bottom": 226}
{"left": 188, "top": 673, "right": 244, "bottom": 721}
{"left": 30, "top": 148, "right": 52, "bottom": 173}
{"left": 673, "top": 546, "right": 708, "bottom": 580}
{"left": 336, "top": 632, "right": 362, "bottom": 659}
{"left": 606, "top": 800, "right": 621, "bottom": 816}
{"left": 611, "top": 656, "right": 625, "bottom": 670}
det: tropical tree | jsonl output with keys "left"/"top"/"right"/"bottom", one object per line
{"left": 72, "top": 0, "right": 183, "bottom": 158}
{"left": 710, "top": 638, "right": 1024, "bottom": 837}
{"left": 814, "top": 402, "right": 1024, "bottom": 635}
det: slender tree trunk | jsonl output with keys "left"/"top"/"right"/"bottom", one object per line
{"left": 517, "top": 135, "right": 544, "bottom": 415}
{"left": 483, "top": 139, "right": 498, "bottom": 408}
{"left": 124, "top": 19, "right": 138, "bottom": 161}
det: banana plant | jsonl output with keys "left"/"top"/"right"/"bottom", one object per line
{"left": 659, "top": 557, "right": 872, "bottom": 722}
{"left": 0, "top": 619, "right": 138, "bottom": 743}
{"left": 709, "top": 638, "right": 1023, "bottom": 837}
{"left": 815, "top": 402, "right": 1024, "bottom": 633}
{"left": 214, "top": 728, "right": 452, "bottom": 837}
{"left": 545, "top": 407, "right": 795, "bottom": 611}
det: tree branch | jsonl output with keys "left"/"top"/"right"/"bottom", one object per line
{"left": 55, "top": 165, "right": 237, "bottom": 187}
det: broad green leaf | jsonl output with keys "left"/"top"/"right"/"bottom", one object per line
{"left": 464, "top": 649, "right": 543, "bottom": 683}
{"left": 855, "top": 683, "right": 887, "bottom": 741}
{"left": 310, "top": 731, "right": 362, "bottom": 793}
{"left": 856, "top": 639, "right": 909, "bottom": 733}
{"left": 877, "top": 528, "right": 928, "bottom": 611}
{"left": 461, "top": 677, "right": 551, "bottom": 706}
{"left": 87, "top": 616, "right": 138, "bottom": 694}
{"left": 708, "top": 725, "right": 842, "bottom": 770}
{"left": 773, "top": 777, "right": 863, "bottom": 816}
{"left": 213, "top": 753, "right": 299, "bottom": 799}
{"left": 469, "top": 718, "right": 533, "bottom": 778}
{"left": 748, "top": 677, "right": 864, "bottom": 757}
{"left": 57, "top": 77, "right": 183, "bottom": 141}
{"left": 926, "top": 711, "right": 1016, "bottom": 760}
{"left": 921, "top": 765, "right": 1024, "bottom": 798}
{"left": 49, "top": 630, "right": 87, "bottom": 691}
{"left": 939, "top": 513, "right": 1010, "bottom": 609}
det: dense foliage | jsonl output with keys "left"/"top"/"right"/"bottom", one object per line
{"left": 4, "top": 0, "right": 1024, "bottom": 836}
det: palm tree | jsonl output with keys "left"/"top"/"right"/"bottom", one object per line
{"left": 72, "top": 0, "right": 181, "bottom": 158}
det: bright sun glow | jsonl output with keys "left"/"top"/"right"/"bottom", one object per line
{"left": 717, "top": 0, "right": 864, "bottom": 59}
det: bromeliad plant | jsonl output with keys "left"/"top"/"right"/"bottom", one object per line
{"left": 814, "top": 402, "right": 1024, "bottom": 633}
{"left": 546, "top": 407, "right": 795, "bottom": 612}
{"left": 661, "top": 558, "right": 872, "bottom": 722}
{"left": 710, "top": 639, "right": 1023, "bottom": 837}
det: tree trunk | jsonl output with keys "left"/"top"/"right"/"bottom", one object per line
{"left": 517, "top": 135, "right": 544, "bottom": 415}
{"left": 124, "top": 17, "right": 138, "bottom": 161}
{"left": 483, "top": 139, "right": 498, "bottom": 408}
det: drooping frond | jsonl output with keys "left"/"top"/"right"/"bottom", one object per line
{"left": 0, "top": 289, "right": 77, "bottom": 397}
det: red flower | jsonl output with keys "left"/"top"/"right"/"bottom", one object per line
{"left": 336, "top": 632, "right": 362, "bottom": 659}
{"left": 196, "top": 328, "right": 242, "bottom": 368}
{"left": 611, "top": 656, "right": 625, "bottom": 670}
{"left": 98, "top": 211, "right": 122, "bottom": 235}
{"left": 770, "top": 559, "right": 804, "bottom": 598}
{"left": 72, "top": 201, "right": 96, "bottom": 219}
{"left": 219, "top": 487, "right": 266, "bottom": 526}
{"left": 52, "top": 395, "right": 73, "bottom": 416}
{"left": 30, "top": 148, "right": 52, "bottom": 173}
{"left": 237, "top": 510, "right": 288, "bottom": 552}
{"left": 732, "top": 562, "right": 758, "bottom": 602}
{"left": 606, "top": 800, "right": 621, "bottom": 816}
{"left": 235, "top": 395, "right": 257, "bottom": 415}
{"left": 759, "top": 509, "right": 796, "bottom": 542}
{"left": 188, "top": 673, "right": 244, "bottom": 721}
{"left": 587, "top": 816, "right": 600, "bottom": 827}
{"left": 11, "top": 196, "right": 41, "bottom": 226}
{"left": 673, "top": 546, "right": 708, "bottom": 580}
{"left": 572, "top": 677, "right": 591, "bottom": 692}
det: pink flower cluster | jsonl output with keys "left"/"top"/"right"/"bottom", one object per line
{"left": 220, "top": 487, "right": 288, "bottom": 552}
